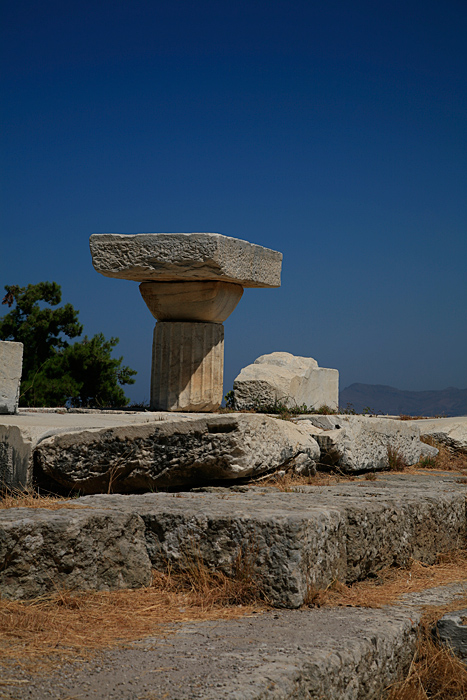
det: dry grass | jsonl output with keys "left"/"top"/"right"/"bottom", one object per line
{"left": 420, "top": 436, "right": 467, "bottom": 473}
{"left": 305, "top": 550, "right": 467, "bottom": 609}
{"left": 260, "top": 468, "right": 355, "bottom": 491}
{"left": 386, "top": 600, "right": 467, "bottom": 700}
{"left": 0, "top": 487, "right": 84, "bottom": 510}
{"left": 0, "top": 557, "right": 266, "bottom": 672}
{"left": 387, "top": 444, "right": 408, "bottom": 472}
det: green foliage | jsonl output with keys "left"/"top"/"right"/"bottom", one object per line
{"left": 0, "top": 282, "right": 136, "bottom": 408}
{"left": 224, "top": 390, "right": 235, "bottom": 409}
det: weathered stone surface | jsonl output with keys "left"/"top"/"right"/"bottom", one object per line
{"left": 405, "top": 416, "right": 467, "bottom": 455}
{"left": 0, "top": 410, "right": 201, "bottom": 489}
{"left": 434, "top": 608, "right": 467, "bottom": 662}
{"left": 0, "top": 506, "right": 152, "bottom": 600}
{"left": 73, "top": 472, "right": 467, "bottom": 608}
{"left": 90, "top": 232, "right": 282, "bottom": 288}
{"left": 34, "top": 414, "right": 320, "bottom": 493}
{"left": 3, "top": 582, "right": 466, "bottom": 699}
{"left": 1, "top": 473, "right": 465, "bottom": 606}
{"left": 151, "top": 322, "right": 224, "bottom": 411}
{"left": 295, "top": 414, "right": 422, "bottom": 472}
{"left": 233, "top": 352, "right": 339, "bottom": 411}
{"left": 0, "top": 340, "right": 23, "bottom": 415}
{"left": 140, "top": 280, "right": 244, "bottom": 322}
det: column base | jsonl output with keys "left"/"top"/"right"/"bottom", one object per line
{"left": 150, "top": 322, "right": 224, "bottom": 411}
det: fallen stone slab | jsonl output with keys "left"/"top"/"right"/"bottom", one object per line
{"left": 295, "top": 414, "right": 422, "bottom": 472}
{"left": 0, "top": 505, "right": 152, "bottom": 600}
{"left": 2, "top": 583, "right": 466, "bottom": 700}
{"left": 405, "top": 416, "right": 467, "bottom": 455}
{"left": 73, "top": 473, "right": 467, "bottom": 608}
{"left": 90, "top": 232, "right": 282, "bottom": 288}
{"left": 233, "top": 351, "right": 339, "bottom": 411}
{"left": 0, "top": 409, "right": 199, "bottom": 489}
{"left": 0, "top": 340, "right": 23, "bottom": 415}
{"left": 34, "top": 413, "right": 319, "bottom": 493}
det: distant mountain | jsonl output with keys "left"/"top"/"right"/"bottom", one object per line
{"left": 339, "top": 384, "right": 467, "bottom": 417}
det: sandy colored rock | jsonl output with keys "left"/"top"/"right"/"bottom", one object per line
{"left": 0, "top": 340, "right": 23, "bottom": 414}
{"left": 233, "top": 352, "right": 339, "bottom": 411}
{"left": 34, "top": 414, "right": 320, "bottom": 493}
{"left": 151, "top": 321, "right": 224, "bottom": 411}
{"left": 63, "top": 472, "right": 467, "bottom": 607}
{"left": 90, "top": 232, "right": 282, "bottom": 288}
{"left": 140, "top": 280, "right": 243, "bottom": 322}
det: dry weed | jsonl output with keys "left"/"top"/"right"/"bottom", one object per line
{"left": 260, "top": 468, "right": 354, "bottom": 491}
{"left": 387, "top": 444, "right": 408, "bottom": 472}
{"left": 386, "top": 599, "right": 467, "bottom": 700}
{"left": 305, "top": 550, "right": 467, "bottom": 609}
{"left": 0, "top": 488, "right": 84, "bottom": 510}
{"left": 0, "top": 551, "right": 266, "bottom": 671}
{"left": 420, "top": 436, "right": 467, "bottom": 472}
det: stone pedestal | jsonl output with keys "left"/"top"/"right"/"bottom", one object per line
{"left": 151, "top": 322, "right": 224, "bottom": 411}
{"left": 90, "top": 232, "right": 282, "bottom": 412}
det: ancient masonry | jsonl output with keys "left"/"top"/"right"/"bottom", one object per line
{"left": 90, "top": 232, "right": 282, "bottom": 411}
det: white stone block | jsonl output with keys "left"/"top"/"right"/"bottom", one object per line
{"left": 233, "top": 352, "right": 339, "bottom": 411}
{"left": 0, "top": 341, "right": 23, "bottom": 414}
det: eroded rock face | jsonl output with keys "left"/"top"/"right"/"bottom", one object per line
{"left": 233, "top": 352, "right": 339, "bottom": 411}
{"left": 0, "top": 507, "right": 151, "bottom": 600}
{"left": 295, "top": 415, "right": 422, "bottom": 472}
{"left": 34, "top": 414, "right": 320, "bottom": 493}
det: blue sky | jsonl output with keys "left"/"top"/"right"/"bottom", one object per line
{"left": 1, "top": 0, "right": 466, "bottom": 403}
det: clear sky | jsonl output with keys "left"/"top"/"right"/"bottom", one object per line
{"left": 1, "top": 0, "right": 466, "bottom": 404}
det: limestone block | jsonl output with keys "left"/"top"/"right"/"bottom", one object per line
{"left": 34, "top": 414, "right": 320, "bottom": 493}
{"left": 0, "top": 340, "right": 23, "bottom": 414}
{"left": 404, "top": 417, "right": 467, "bottom": 455}
{"left": 233, "top": 351, "right": 339, "bottom": 411}
{"left": 140, "top": 280, "right": 243, "bottom": 322}
{"left": 90, "top": 232, "right": 282, "bottom": 288}
{"left": 295, "top": 415, "right": 422, "bottom": 472}
{"left": 151, "top": 322, "right": 224, "bottom": 411}
{"left": 0, "top": 409, "right": 203, "bottom": 490}
{"left": 0, "top": 506, "right": 152, "bottom": 600}
{"left": 76, "top": 472, "right": 466, "bottom": 607}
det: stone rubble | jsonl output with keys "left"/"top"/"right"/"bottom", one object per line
{"left": 295, "top": 414, "right": 422, "bottom": 472}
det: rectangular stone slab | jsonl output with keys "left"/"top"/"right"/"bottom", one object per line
{"left": 89, "top": 232, "right": 282, "bottom": 287}
{"left": 73, "top": 473, "right": 466, "bottom": 608}
{"left": 2, "top": 474, "right": 465, "bottom": 604}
